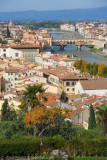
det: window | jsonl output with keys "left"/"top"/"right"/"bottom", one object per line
{"left": 72, "top": 88, "right": 75, "bottom": 91}
{"left": 8, "top": 73, "right": 10, "bottom": 75}
{"left": 72, "top": 82, "right": 75, "bottom": 86}
{"left": 67, "top": 88, "right": 69, "bottom": 91}
{"left": 66, "top": 82, "right": 70, "bottom": 86}
{"left": 15, "top": 53, "right": 19, "bottom": 57}
{"left": 11, "top": 73, "right": 13, "bottom": 75}
{"left": 3, "top": 49, "right": 6, "bottom": 52}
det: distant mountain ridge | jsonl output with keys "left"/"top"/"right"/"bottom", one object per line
{"left": 0, "top": 6, "right": 107, "bottom": 21}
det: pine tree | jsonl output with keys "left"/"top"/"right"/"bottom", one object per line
{"left": 7, "top": 26, "right": 11, "bottom": 38}
{"left": 88, "top": 104, "right": 96, "bottom": 130}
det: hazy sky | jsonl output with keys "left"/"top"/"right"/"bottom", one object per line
{"left": 0, "top": 0, "right": 107, "bottom": 12}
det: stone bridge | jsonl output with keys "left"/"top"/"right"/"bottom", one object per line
{"left": 52, "top": 38, "right": 95, "bottom": 50}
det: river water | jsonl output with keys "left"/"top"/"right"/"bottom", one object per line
{"left": 52, "top": 45, "right": 107, "bottom": 65}
{"left": 50, "top": 31, "right": 107, "bottom": 65}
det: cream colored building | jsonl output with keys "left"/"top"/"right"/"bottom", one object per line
{"left": 43, "top": 35, "right": 52, "bottom": 47}
{"left": 59, "top": 73, "right": 87, "bottom": 102}
{"left": 0, "top": 44, "right": 40, "bottom": 62}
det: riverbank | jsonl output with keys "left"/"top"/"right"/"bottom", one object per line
{"left": 86, "top": 46, "right": 107, "bottom": 58}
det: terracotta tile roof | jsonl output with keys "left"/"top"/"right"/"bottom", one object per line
{"left": 73, "top": 100, "right": 84, "bottom": 109}
{"left": 1, "top": 91, "right": 18, "bottom": 96}
{"left": 67, "top": 94, "right": 81, "bottom": 101}
{"left": 69, "top": 107, "right": 85, "bottom": 117}
{"left": 84, "top": 99, "right": 96, "bottom": 106}
{"left": 80, "top": 79, "right": 107, "bottom": 90}
{"left": 11, "top": 44, "right": 40, "bottom": 49}
{"left": 61, "top": 73, "right": 88, "bottom": 80}
{"left": 4, "top": 68, "right": 20, "bottom": 73}
{"left": 42, "top": 93, "right": 60, "bottom": 107}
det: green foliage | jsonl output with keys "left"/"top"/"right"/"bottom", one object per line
{"left": 1, "top": 99, "right": 16, "bottom": 121}
{"left": 43, "top": 120, "right": 75, "bottom": 140}
{"left": 0, "top": 137, "right": 106, "bottom": 157}
{"left": 0, "top": 113, "right": 30, "bottom": 139}
{"left": 68, "top": 157, "right": 107, "bottom": 160}
{"left": 91, "top": 62, "right": 98, "bottom": 76}
{"left": 0, "top": 138, "right": 41, "bottom": 157}
{"left": 40, "top": 46, "right": 47, "bottom": 52}
{"left": 73, "top": 60, "right": 107, "bottom": 77}
{"left": 25, "top": 21, "right": 62, "bottom": 29}
{"left": 74, "top": 59, "right": 83, "bottom": 70}
{"left": 88, "top": 105, "right": 96, "bottom": 130}
{"left": 101, "top": 66, "right": 107, "bottom": 78}
{"left": 26, "top": 25, "right": 38, "bottom": 30}
{"left": 96, "top": 104, "right": 107, "bottom": 134}
{"left": 13, "top": 39, "right": 21, "bottom": 43}
{"left": 0, "top": 38, "right": 7, "bottom": 44}
{"left": 19, "top": 84, "right": 47, "bottom": 112}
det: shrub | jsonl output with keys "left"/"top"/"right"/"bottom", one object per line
{"left": 0, "top": 137, "right": 106, "bottom": 157}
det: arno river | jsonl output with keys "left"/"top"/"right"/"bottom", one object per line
{"left": 50, "top": 31, "right": 107, "bottom": 65}
{"left": 52, "top": 45, "right": 107, "bottom": 65}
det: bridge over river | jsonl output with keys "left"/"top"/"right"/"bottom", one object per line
{"left": 52, "top": 38, "right": 95, "bottom": 50}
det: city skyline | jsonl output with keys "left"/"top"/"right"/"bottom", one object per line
{"left": 0, "top": 0, "right": 107, "bottom": 12}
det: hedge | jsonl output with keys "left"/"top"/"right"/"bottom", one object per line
{"left": 0, "top": 137, "right": 107, "bottom": 157}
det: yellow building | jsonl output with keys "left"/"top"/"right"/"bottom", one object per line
{"left": 59, "top": 73, "right": 87, "bottom": 102}
{"left": 23, "top": 32, "right": 35, "bottom": 40}
{"left": 40, "top": 29, "right": 48, "bottom": 34}
{"left": 12, "top": 44, "right": 40, "bottom": 62}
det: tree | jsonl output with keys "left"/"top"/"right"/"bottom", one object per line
{"left": 0, "top": 38, "right": 7, "bottom": 44}
{"left": 92, "top": 62, "right": 98, "bottom": 76}
{"left": 6, "top": 26, "right": 11, "bottom": 38}
{"left": 80, "top": 60, "right": 87, "bottom": 72}
{"left": 86, "top": 62, "right": 91, "bottom": 73}
{"left": 19, "top": 84, "right": 47, "bottom": 137}
{"left": 1, "top": 99, "right": 17, "bottom": 121}
{"left": 13, "top": 39, "right": 21, "bottom": 43}
{"left": 74, "top": 59, "right": 83, "bottom": 70}
{"left": 98, "top": 64, "right": 105, "bottom": 76}
{"left": 19, "top": 84, "right": 47, "bottom": 112}
{"left": 101, "top": 65, "right": 107, "bottom": 78}
{"left": 88, "top": 104, "right": 96, "bottom": 130}
{"left": 96, "top": 104, "right": 107, "bottom": 134}
{"left": 1, "top": 99, "right": 10, "bottom": 121}
{"left": 24, "top": 106, "right": 63, "bottom": 151}
{"left": 0, "top": 113, "right": 28, "bottom": 139}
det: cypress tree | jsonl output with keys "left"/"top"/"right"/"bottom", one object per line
{"left": 7, "top": 26, "right": 11, "bottom": 38}
{"left": 88, "top": 104, "right": 96, "bottom": 129}
{"left": 1, "top": 99, "right": 10, "bottom": 121}
{"left": 1, "top": 99, "right": 17, "bottom": 121}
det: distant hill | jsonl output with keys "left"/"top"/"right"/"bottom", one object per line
{"left": 0, "top": 7, "right": 107, "bottom": 21}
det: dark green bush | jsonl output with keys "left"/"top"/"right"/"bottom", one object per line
{"left": 0, "top": 137, "right": 107, "bottom": 157}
